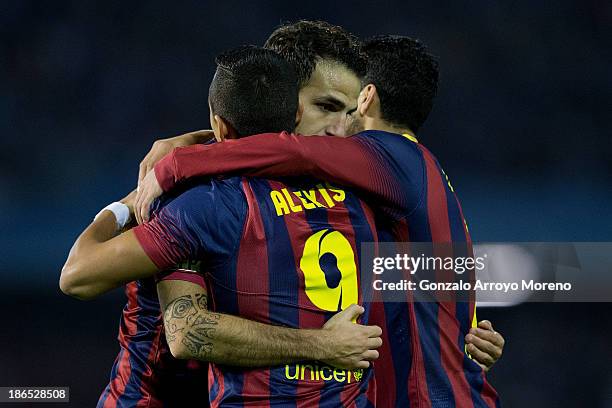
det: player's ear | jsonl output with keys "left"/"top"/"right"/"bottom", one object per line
{"left": 218, "top": 116, "right": 241, "bottom": 140}
{"left": 212, "top": 114, "right": 225, "bottom": 142}
{"left": 358, "top": 84, "right": 378, "bottom": 117}
{"left": 295, "top": 101, "right": 304, "bottom": 129}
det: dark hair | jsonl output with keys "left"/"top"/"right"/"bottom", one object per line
{"left": 362, "top": 35, "right": 439, "bottom": 133}
{"left": 264, "top": 20, "right": 366, "bottom": 87}
{"left": 209, "top": 45, "right": 298, "bottom": 137}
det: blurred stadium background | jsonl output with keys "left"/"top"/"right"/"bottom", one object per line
{"left": 1, "top": 1, "right": 611, "bottom": 406}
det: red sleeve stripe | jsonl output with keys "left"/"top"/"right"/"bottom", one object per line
{"left": 158, "top": 270, "right": 206, "bottom": 289}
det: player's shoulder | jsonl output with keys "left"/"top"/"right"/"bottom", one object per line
{"left": 171, "top": 177, "right": 243, "bottom": 198}
{"left": 153, "top": 177, "right": 246, "bottom": 217}
{"left": 355, "top": 130, "right": 422, "bottom": 153}
{"left": 355, "top": 129, "right": 427, "bottom": 174}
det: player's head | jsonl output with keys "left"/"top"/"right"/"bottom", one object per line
{"left": 208, "top": 45, "right": 299, "bottom": 141}
{"left": 264, "top": 20, "right": 365, "bottom": 137}
{"left": 347, "top": 35, "right": 439, "bottom": 135}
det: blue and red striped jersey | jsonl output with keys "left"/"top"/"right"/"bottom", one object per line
{"left": 134, "top": 176, "right": 379, "bottom": 407}
{"left": 97, "top": 276, "right": 208, "bottom": 408}
{"left": 152, "top": 130, "right": 501, "bottom": 408}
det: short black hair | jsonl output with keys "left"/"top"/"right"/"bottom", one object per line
{"left": 209, "top": 45, "right": 298, "bottom": 137}
{"left": 264, "top": 20, "right": 366, "bottom": 88}
{"left": 362, "top": 35, "right": 439, "bottom": 133}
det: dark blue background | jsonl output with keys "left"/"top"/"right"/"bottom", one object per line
{"left": 1, "top": 1, "right": 611, "bottom": 406}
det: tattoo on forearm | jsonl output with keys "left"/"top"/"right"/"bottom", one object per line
{"left": 163, "top": 293, "right": 221, "bottom": 359}
{"left": 197, "top": 292, "right": 208, "bottom": 310}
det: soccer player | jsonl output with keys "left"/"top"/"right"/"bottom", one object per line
{"left": 140, "top": 16, "right": 504, "bottom": 374}
{"left": 135, "top": 34, "right": 503, "bottom": 407}
{"left": 136, "top": 20, "right": 365, "bottom": 179}
{"left": 61, "top": 21, "right": 376, "bottom": 408}
{"left": 139, "top": 22, "right": 504, "bottom": 381}
{"left": 61, "top": 45, "right": 383, "bottom": 406}
{"left": 60, "top": 46, "right": 382, "bottom": 407}
{"left": 62, "top": 19, "right": 502, "bottom": 406}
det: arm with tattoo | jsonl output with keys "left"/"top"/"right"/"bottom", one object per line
{"left": 158, "top": 279, "right": 383, "bottom": 368}
{"left": 162, "top": 292, "right": 219, "bottom": 360}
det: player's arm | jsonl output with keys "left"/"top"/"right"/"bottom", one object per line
{"left": 157, "top": 278, "right": 382, "bottom": 369}
{"left": 59, "top": 191, "right": 159, "bottom": 300}
{"left": 138, "top": 130, "right": 215, "bottom": 184}
{"left": 135, "top": 132, "right": 407, "bottom": 223}
{"left": 136, "top": 135, "right": 507, "bottom": 371}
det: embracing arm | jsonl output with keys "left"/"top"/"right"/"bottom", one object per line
{"left": 138, "top": 130, "right": 215, "bottom": 184}
{"left": 135, "top": 132, "right": 397, "bottom": 223}
{"left": 158, "top": 279, "right": 382, "bottom": 369}
{"left": 59, "top": 192, "right": 158, "bottom": 300}
{"left": 155, "top": 132, "right": 378, "bottom": 193}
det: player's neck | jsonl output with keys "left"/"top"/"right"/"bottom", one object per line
{"left": 366, "top": 118, "right": 415, "bottom": 138}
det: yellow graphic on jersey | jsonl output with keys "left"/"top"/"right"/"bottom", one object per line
{"left": 300, "top": 229, "right": 358, "bottom": 316}
{"left": 270, "top": 183, "right": 345, "bottom": 217}
{"left": 441, "top": 168, "right": 455, "bottom": 193}
{"left": 285, "top": 363, "right": 363, "bottom": 383}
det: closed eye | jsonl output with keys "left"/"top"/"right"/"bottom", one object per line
{"left": 316, "top": 102, "right": 341, "bottom": 113}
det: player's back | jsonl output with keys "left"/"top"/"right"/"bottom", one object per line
{"left": 351, "top": 130, "right": 499, "bottom": 408}
{"left": 142, "top": 129, "right": 501, "bottom": 407}
{"left": 203, "top": 176, "right": 378, "bottom": 407}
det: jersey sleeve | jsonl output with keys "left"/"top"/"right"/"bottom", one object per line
{"left": 133, "top": 181, "right": 245, "bottom": 271}
{"left": 154, "top": 131, "right": 425, "bottom": 220}
{"left": 157, "top": 269, "right": 207, "bottom": 289}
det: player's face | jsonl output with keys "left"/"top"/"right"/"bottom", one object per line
{"left": 345, "top": 100, "right": 366, "bottom": 135}
{"left": 345, "top": 85, "right": 370, "bottom": 135}
{"left": 296, "top": 60, "right": 361, "bottom": 137}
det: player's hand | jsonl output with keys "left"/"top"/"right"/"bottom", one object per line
{"left": 137, "top": 130, "right": 215, "bottom": 185}
{"left": 134, "top": 170, "right": 162, "bottom": 225}
{"left": 120, "top": 189, "right": 138, "bottom": 216}
{"left": 465, "top": 320, "right": 505, "bottom": 372}
{"left": 320, "top": 304, "right": 383, "bottom": 370}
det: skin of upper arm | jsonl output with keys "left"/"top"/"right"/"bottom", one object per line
{"left": 157, "top": 278, "right": 208, "bottom": 314}
{"left": 157, "top": 278, "right": 216, "bottom": 360}
{"left": 60, "top": 229, "right": 159, "bottom": 299}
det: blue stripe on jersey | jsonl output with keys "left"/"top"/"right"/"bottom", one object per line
{"left": 342, "top": 193, "right": 377, "bottom": 403}
{"left": 407, "top": 201, "right": 455, "bottom": 406}
{"left": 356, "top": 371, "right": 374, "bottom": 408}
{"left": 97, "top": 348, "right": 124, "bottom": 407}
{"left": 385, "top": 301, "right": 412, "bottom": 406}
{"left": 208, "top": 367, "right": 220, "bottom": 404}
{"left": 97, "top": 384, "right": 111, "bottom": 407}
{"left": 209, "top": 230, "right": 244, "bottom": 404}
{"left": 375, "top": 227, "right": 413, "bottom": 407}
{"left": 116, "top": 279, "right": 159, "bottom": 405}
{"left": 414, "top": 301, "right": 455, "bottom": 405}
{"left": 317, "top": 386, "right": 347, "bottom": 408}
